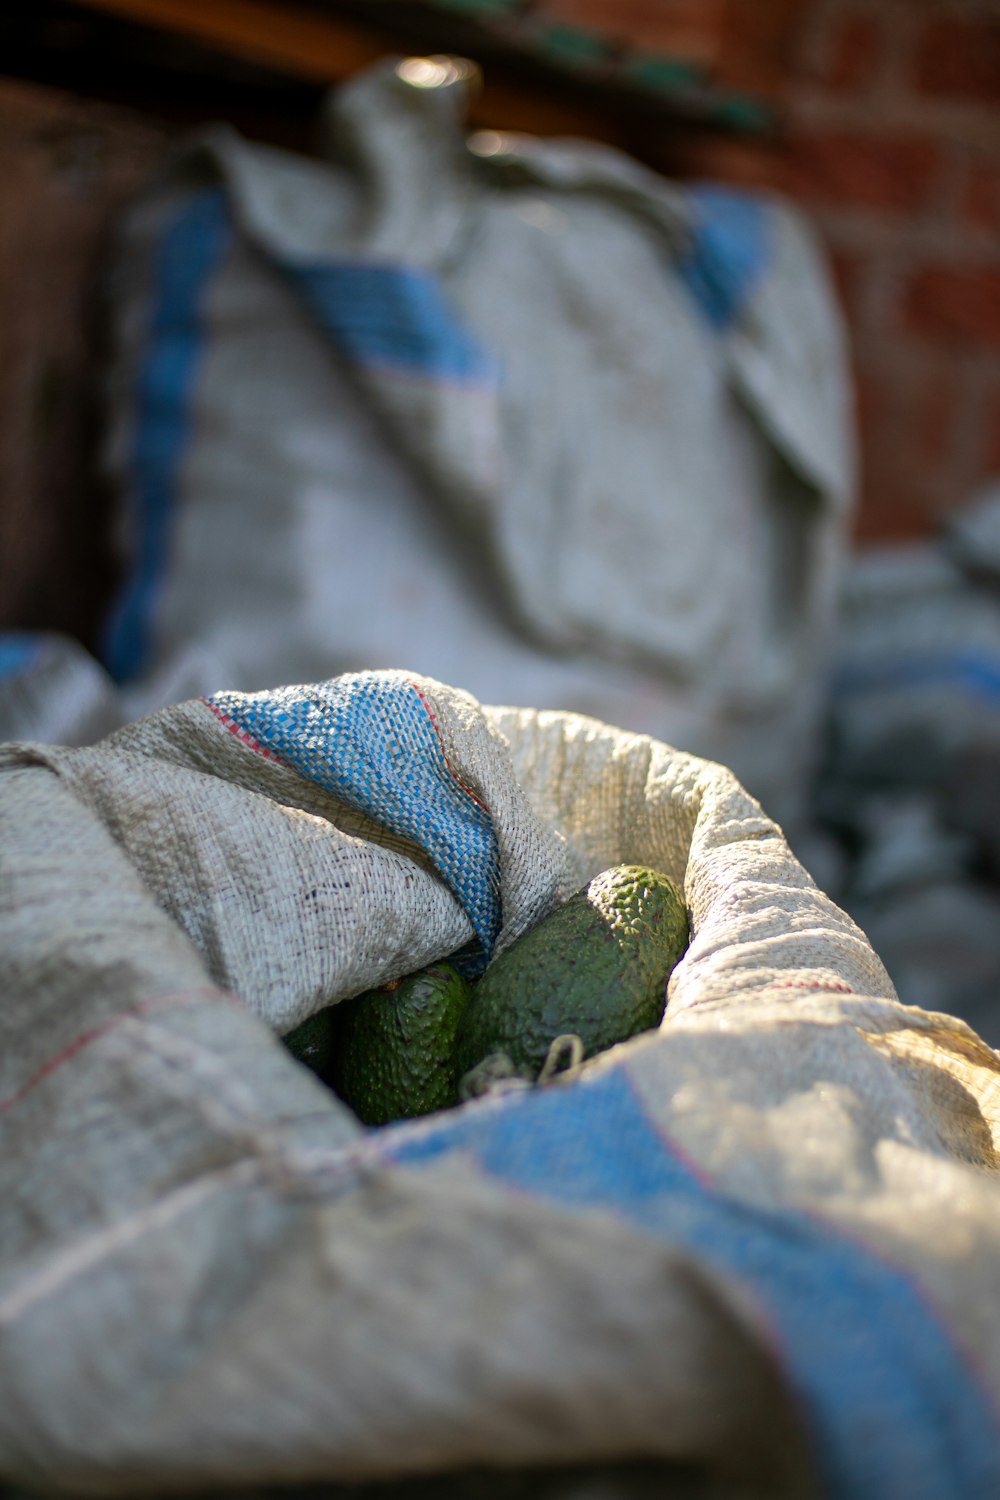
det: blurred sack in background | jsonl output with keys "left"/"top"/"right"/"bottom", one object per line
{"left": 0, "top": 55, "right": 854, "bottom": 836}
{"left": 5, "top": 668, "right": 1000, "bottom": 1500}
{"left": 816, "top": 480, "right": 1000, "bottom": 1044}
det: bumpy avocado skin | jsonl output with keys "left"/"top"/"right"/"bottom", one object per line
{"left": 332, "top": 962, "right": 472, "bottom": 1126}
{"left": 283, "top": 1007, "right": 339, "bottom": 1078}
{"left": 452, "top": 865, "right": 688, "bottom": 1084}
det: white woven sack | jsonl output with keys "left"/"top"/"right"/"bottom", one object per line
{"left": 95, "top": 55, "right": 854, "bottom": 831}
{"left": 3, "top": 670, "right": 999, "bottom": 1500}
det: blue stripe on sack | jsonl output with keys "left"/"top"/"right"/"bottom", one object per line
{"left": 834, "top": 650, "right": 1000, "bottom": 703}
{"left": 384, "top": 1068, "right": 1000, "bottom": 1500}
{"left": 208, "top": 674, "right": 501, "bottom": 965}
{"left": 101, "top": 188, "right": 232, "bottom": 682}
{"left": 283, "top": 261, "right": 496, "bottom": 384}
{"left": 0, "top": 633, "right": 44, "bottom": 678}
{"left": 675, "top": 185, "right": 769, "bottom": 332}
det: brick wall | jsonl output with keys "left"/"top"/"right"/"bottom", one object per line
{"left": 529, "top": 0, "right": 1000, "bottom": 543}
{"left": 784, "top": 0, "right": 1000, "bottom": 541}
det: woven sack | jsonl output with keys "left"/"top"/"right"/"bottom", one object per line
{"left": 2, "top": 670, "right": 999, "bottom": 1500}
{"left": 94, "top": 54, "right": 854, "bottom": 831}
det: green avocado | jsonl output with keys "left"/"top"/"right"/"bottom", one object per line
{"left": 282, "top": 1005, "right": 339, "bottom": 1079}
{"left": 452, "top": 864, "right": 688, "bottom": 1088}
{"left": 331, "top": 962, "right": 472, "bottom": 1126}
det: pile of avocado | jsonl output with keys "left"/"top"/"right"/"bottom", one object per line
{"left": 283, "top": 864, "right": 688, "bottom": 1126}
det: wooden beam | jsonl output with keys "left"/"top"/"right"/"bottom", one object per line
{"left": 60, "top": 0, "right": 386, "bottom": 84}
{"left": 58, "top": 0, "right": 640, "bottom": 141}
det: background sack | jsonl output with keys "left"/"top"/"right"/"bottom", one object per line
{"left": 814, "top": 481, "right": 1000, "bottom": 1040}
{"left": 3, "top": 670, "right": 1000, "bottom": 1500}
{"left": 91, "top": 54, "right": 854, "bottom": 833}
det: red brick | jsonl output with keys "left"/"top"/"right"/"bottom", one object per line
{"left": 849, "top": 349, "right": 967, "bottom": 541}
{"left": 851, "top": 362, "right": 888, "bottom": 449}
{"left": 853, "top": 478, "right": 937, "bottom": 544}
{"left": 852, "top": 366, "right": 938, "bottom": 541}
{"left": 961, "top": 160, "right": 1000, "bottom": 237}
{"left": 851, "top": 362, "right": 903, "bottom": 506}
{"left": 853, "top": 475, "right": 940, "bottom": 543}
{"left": 827, "top": 245, "right": 865, "bottom": 319}
{"left": 915, "top": 18, "right": 1000, "bottom": 105}
{"left": 719, "top": 0, "right": 806, "bottom": 97}
{"left": 786, "top": 130, "right": 942, "bottom": 215}
{"left": 819, "top": 12, "right": 882, "bottom": 94}
{"left": 984, "top": 384, "right": 1000, "bottom": 476}
{"left": 911, "top": 365, "right": 959, "bottom": 468}
{"left": 903, "top": 265, "right": 1000, "bottom": 351}
{"left": 539, "top": 0, "right": 727, "bottom": 59}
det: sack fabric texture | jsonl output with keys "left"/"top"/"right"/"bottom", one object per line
{"left": 2, "top": 669, "right": 1000, "bottom": 1500}
{"left": 83, "top": 54, "right": 854, "bottom": 832}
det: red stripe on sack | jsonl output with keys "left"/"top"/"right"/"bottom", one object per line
{"left": 768, "top": 980, "right": 857, "bottom": 995}
{"left": 200, "top": 698, "right": 284, "bottom": 761}
{"left": 0, "top": 988, "right": 243, "bottom": 1116}
{"left": 407, "top": 679, "right": 491, "bottom": 814}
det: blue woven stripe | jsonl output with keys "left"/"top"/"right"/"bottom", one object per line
{"left": 209, "top": 674, "right": 501, "bottom": 964}
{"left": 101, "top": 188, "right": 231, "bottom": 683}
{"left": 284, "top": 261, "right": 496, "bottom": 385}
{"left": 0, "top": 633, "right": 43, "bottom": 679}
{"left": 384, "top": 1069, "right": 1000, "bottom": 1500}
{"left": 675, "top": 186, "right": 769, "bottom": 332}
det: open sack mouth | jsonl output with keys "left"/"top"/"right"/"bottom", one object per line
{"left": 3, "top": 667, "right": 997, "bottom": 1500}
